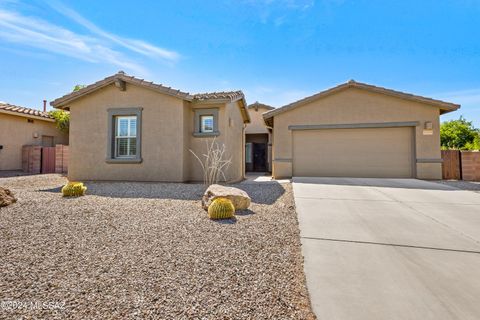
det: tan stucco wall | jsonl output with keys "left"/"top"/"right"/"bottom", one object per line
{"left": 271, "top": 87, "right": 442, "bottom": 179}
{"left": 245, "top": 106, "right": 270, "bottom": 134}
{"left": 225, "top": 101, "right": 245, "bottom": 182}
{"left": 68, "top": 83, "right": 186, "bottom": 181}
{"left": 186, "top": 101, "right": 244, "bottom": 183}
{"left": 0, "top": 113, "right": 68, "bottom": 170}
{"left": 186, "top": 104, "right": 227, "bottom": 182}
{"left": 67, "top": 83, "right": 244, "bottom": 182}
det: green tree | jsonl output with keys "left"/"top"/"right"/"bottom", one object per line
{"left": 465, "top": 133, "right": 480, "bottom": 150}
{"left": 49, "top": 110, "right": 70, "bottom": 134}
{"left": 440, "top": 117, "right": 479, "bottom": 150}
{"left": 73, "top": 84, "right": 86, "bottom": 92}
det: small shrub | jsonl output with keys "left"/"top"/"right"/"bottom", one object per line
{"left": 62, "top": 182, "right": 87, "bottom": 197}
{"left": 208, "top": 198, "right": 235, "bottom": 220}
{"left": 0, "top": 187, "right": 17, "bottom": 207}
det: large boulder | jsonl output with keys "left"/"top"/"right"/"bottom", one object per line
{"left": 202, "top": 184, "right": 250, "bottom": 211}
{"left": 0, "top": 187, "right": 17, "bottom": 207}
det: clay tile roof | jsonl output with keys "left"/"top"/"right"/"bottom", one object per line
{"left": 50, "top": 71, "right": 193, "bottom": 108}
{"left": 51, "top": 71, "right": 249, "bottom": 108}
{"left": 193, "top": 91, "right": 245, "bottom": 102}
{"left": 50, "top": 71, "right": 250, "bottom": 123}
{"left": 0, "top": 102, "right": 53, "bottom": 121}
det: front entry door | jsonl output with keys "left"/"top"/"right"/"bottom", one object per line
{"left": 253, "top": 143, "right": 267, "bottom": 172}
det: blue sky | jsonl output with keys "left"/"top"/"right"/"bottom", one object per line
{"left": 1, "top": 0, "right": 479, "bottom": 126}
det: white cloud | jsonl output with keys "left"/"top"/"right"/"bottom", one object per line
{"left": 0, "top": 1, "right": 180, "bottom": 73}
{"left": 45, "top": 0, "right": 179, "bottom": 61}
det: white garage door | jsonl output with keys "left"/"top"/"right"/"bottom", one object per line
{"left": 292, "top": 127, "right": 414, "bottom": 178}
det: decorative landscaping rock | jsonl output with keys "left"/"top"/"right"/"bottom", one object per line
{"left": 0, "top": 187, "right": 17, "bottom": 207}
{"left": 202, "top": 184, "right": 250, "bottom": 211}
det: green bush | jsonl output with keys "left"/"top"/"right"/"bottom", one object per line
{"left": 48, "top": 110, "right": 70, "bottom": 134}
{"left": 440, "top": 117, "right": 479, "bottom": 150}
{"left": 208, "top": 198, "right": 235, "bottom": 219}
{"left": 62, "top": 182, "right": 87, "bottom": 197}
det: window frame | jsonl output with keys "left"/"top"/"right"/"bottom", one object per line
{"left": 193, "top": 108, "right": 219, "bottom": 137}
{"left": 200, "top": 114, "right": 214, "bottom": 133}
{"left": 106, "top": 107, "right": 143, "bottom": 163}
{"left": 114, "top": 116, "right": 137, "bottom": 158}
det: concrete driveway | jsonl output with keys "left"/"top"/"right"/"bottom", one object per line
{"left": 293, "top": 177, "right": 480, "bottom": 320}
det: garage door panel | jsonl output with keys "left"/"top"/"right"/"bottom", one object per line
{"left": 293, "top": 128, "right": 413, "bottom": 178}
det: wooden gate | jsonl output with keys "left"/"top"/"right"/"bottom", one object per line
{"left": 441, "top": 150, "right": 461, "bottom": 180}
{"left": 41, "top": 147, "right": 56, "bottom": 174}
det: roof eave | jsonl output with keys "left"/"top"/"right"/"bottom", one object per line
{"left": 192, "top": 98, "right": 231, "bottom": 105}
{"left": 0, "top": 109, "right": 54, "bottom": 122}
{"left": 440, "top": 106, "right": 460, "bottom": 115}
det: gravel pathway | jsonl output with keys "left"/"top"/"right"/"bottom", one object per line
{"left": 0, "top": 174, "right": 315, "bottom": 319}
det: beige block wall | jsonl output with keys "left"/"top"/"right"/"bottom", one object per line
{"left": 68, "top": 83, "right": 186, "bottom": 181}
{"left": 272, "top": 87, "right": 443, "bottom": 179}
{"left": 0, "top": 113, "right": 68, "bottom": 170}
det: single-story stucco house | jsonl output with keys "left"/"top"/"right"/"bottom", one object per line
{"left": 50, "top": 71, "right": 250, "bottom": 182}
{"left": 245, "top": 102, "right": 274, "bottom": 172}
{"left": 0, "top": 102, "right": 68, "bottom": 170}
{"left": 263, "top": 80, "right": 460, "bottom": 180}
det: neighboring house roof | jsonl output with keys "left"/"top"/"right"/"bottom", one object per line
{"left": 248, "top": 101, "right": 275, "bottom": 111}
{"left": 51, "top": 71, "right": 250, "bottom": 123}
{"left": 0, "top": 102, "right": 54, "bottom": 122}
{"left": 263, "top": 80, "right": 461, "bottom": 126}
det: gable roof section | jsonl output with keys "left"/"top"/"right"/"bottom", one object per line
{"left": 51, "top": 71, "right": 250, "bottom": 123}
{"left": 0, "top": 102, "right": 54, "bottom": 122}
{"left": 263, "top": 80, "right": 460, "bottom": 126}
{"left": 248, "top": 101, "right": 275, "bottom": 111}
{"left": 51, "top": 71, "right": 192, "bottom": 108}
{"left": 193, "top": 91, "right": 251, "bottom": 123}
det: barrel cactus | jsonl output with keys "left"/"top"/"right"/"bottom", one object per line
{"left": 208, "top": 197, "right": 235, "bottom": 220}
{"left": 61, "top": 182, "right": 87, "bottom": 197}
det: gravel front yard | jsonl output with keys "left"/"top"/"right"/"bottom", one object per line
{"left": 0, "top": 174, "right": 315, "bottom": 319}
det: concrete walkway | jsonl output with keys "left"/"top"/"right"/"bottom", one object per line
{"left": 293, "top": 177, "right": 480, "bottom": 320}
